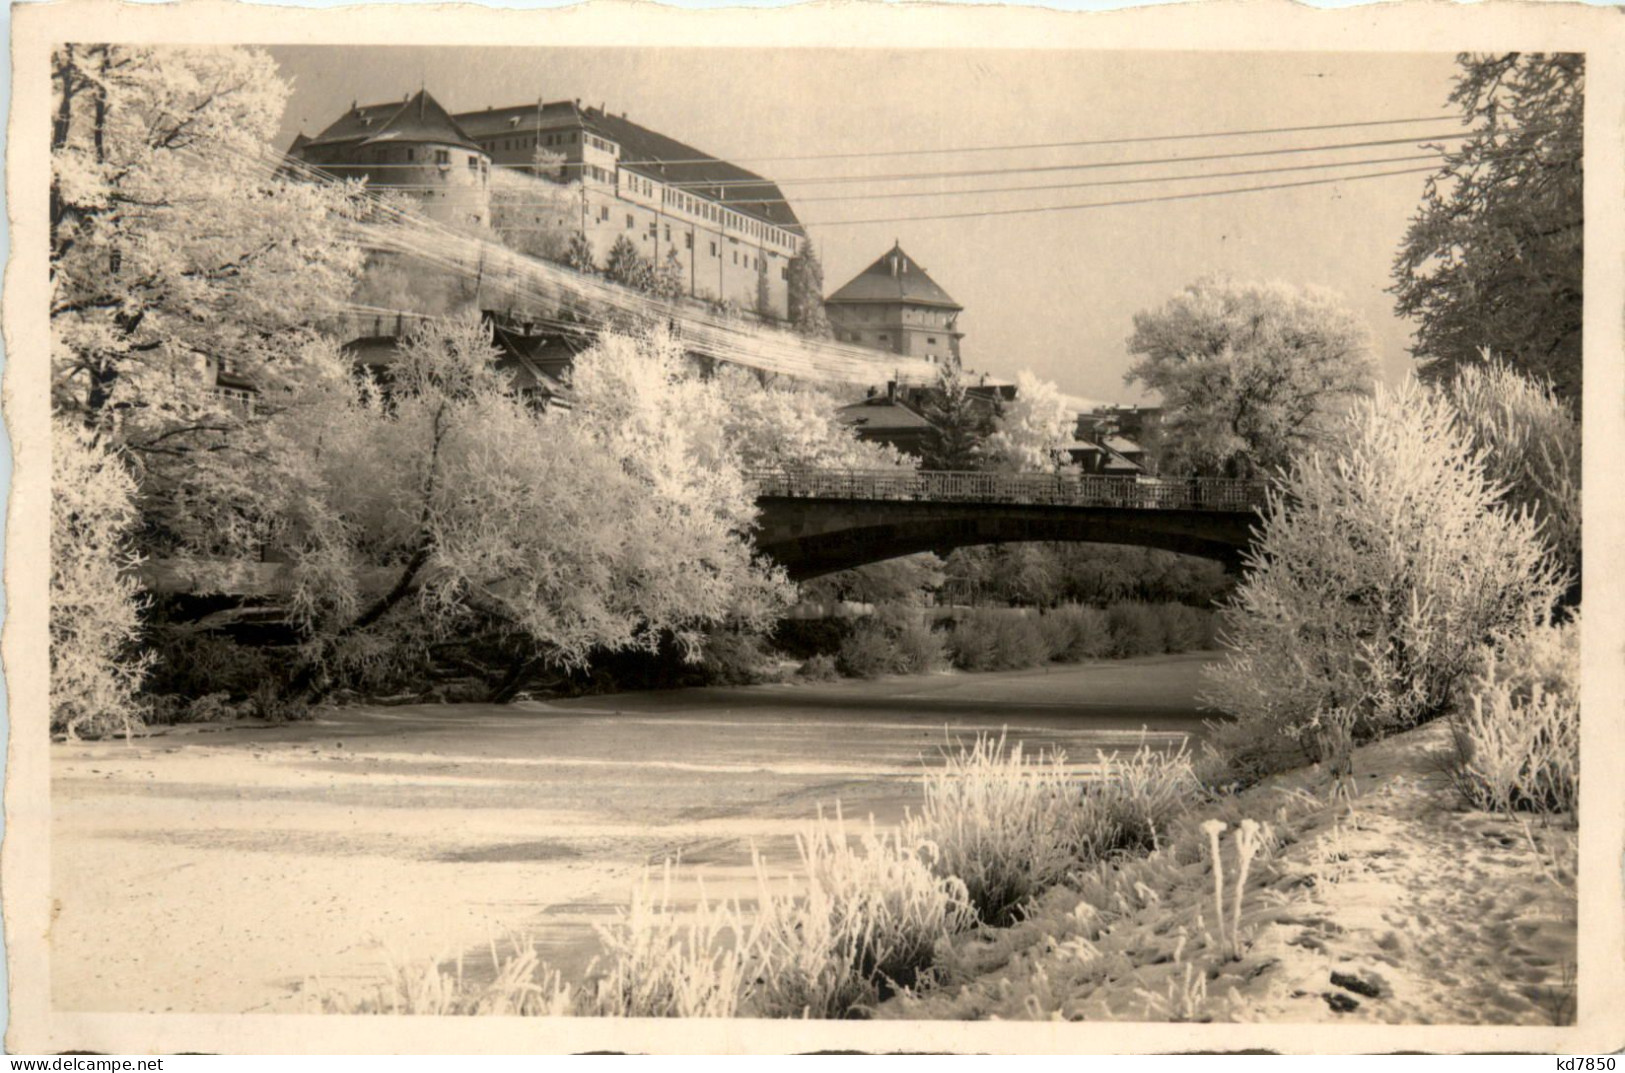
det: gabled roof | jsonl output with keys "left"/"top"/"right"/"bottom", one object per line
{"left": 306, "top": 90, "right": 482, "bottom": 154}
{"left": 453, "top": 100, "right": 804, "bottom": 234}
{"left": 826, "top": 243, "right": 962, "bottom": 310}
{"left": 835, "top": 395, "right": 935, "bottom": 433}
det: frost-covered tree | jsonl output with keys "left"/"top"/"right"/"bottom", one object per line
{"left": 1203, "top": 379, "right": 1565, "bottom": 777}
{"left": 51, "top": 419, "right": 152, "bottom": 738}
{"left": 50, "top": 45, "right": 366, "bottom": 559}
{"left": 1392, "top": 54, "right": 1583, "bottom": 403}
{"left": 653, "top": 247, "right": 687, "bottom": 302}
{"left": 787, "top": 239, "right": 833, "bottom": 339}
{"left": 604, "top": 235, "right": 654, "bottom": 293}
{"left": 1126, "top": 277, "right": 1376, "bottom": 478}
{"left": 715, "top": 367, "right": 914, "bottom": 472}
{"left": 289, "top": 316, "right": 794, "bottom": 697}
{"left": 987, "top": 371, "right": 1076, "bottom": 474}
{"left": 1442, "top": 356, "right": 1580, "bottom": 584}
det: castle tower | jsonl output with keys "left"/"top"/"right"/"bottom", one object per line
{"left": 823, "top": 242, "right": 964, "bottom": 366}
{"left": 293, "top": 89, "right": 491, "bottom": 228}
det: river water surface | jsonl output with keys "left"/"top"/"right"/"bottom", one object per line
{"left": 50, "top": 653, "right": 1214, "bottom": 1013}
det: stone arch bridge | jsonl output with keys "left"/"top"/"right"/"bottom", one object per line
{"left": 749, "top": 469, "right": 1268, "bottom": 580}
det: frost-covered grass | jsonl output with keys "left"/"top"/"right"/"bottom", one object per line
{"left": 903, "top": 733, "right": 1202, "bottom": 926}
{"left": 749, "top": 808, "right": 976, "bottom": 1018}
{"left": 318, "top": 936, "right": 575, "bottom": 1016}
{"left": 578, "top": 863, "right": 752, "bottom": 1018}
{"left": 1447, "top": 617, "right": 1579, "bottom": 816}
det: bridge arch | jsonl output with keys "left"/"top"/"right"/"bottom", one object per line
{"left": 749, "top": 470, "right": 1263, "bottom": 581}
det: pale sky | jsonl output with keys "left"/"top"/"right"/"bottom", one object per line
{"left": 269, "top": 47, "right": 1463, "bottom": 405}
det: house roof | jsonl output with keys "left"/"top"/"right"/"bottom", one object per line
{"left": 453, "top": 100, "right": 804, "bottom": 234}
{"left": 826, "top": 243, "right": 962, "bottom": 310}
{"left": 1102, "top": 435, "right": 1143, "bottom": 455}
{"left": 305, "top": 90, "right": 482, "bottom": 154}
{"left": 835, "top": 395, "right": 935, "bottom": 432}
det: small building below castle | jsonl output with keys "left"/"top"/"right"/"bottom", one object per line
{"left": 824, "top": 243, "right": 964, "bottom": 366}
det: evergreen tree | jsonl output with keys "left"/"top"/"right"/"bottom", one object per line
{"left": 1391, "top": 53, "right": 1583, "bottom": 402}
{"left": 755, "top": 254, "right": 774, "bottom": 320}
{"left": 565, "top": 231, "right": 596, "bottom": 273}
{"left": 653, "top": 247, "right": 687, "bottom": 302}
{"left": 604, "top": 235, "right": 654, "bottom": 292}
{"left": 787, "top": 238, "right": 834, "bottom": 338}
{"left": 920, "top": 364, "right": 994, "bottom": 471}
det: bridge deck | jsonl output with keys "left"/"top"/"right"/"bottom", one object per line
{"left": 747, "top": 469, "right": 1268, "bottom": 513}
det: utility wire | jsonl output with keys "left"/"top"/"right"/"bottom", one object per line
{"left": 530, "top": 114, "right": 1460, "bottom": 168}
{"left": 303, "top": 129, "right": 1478, "bottom": 189}
{"left": 801, "top": 164, "right": 1440, "bottom": 227}
{"left": 471, "top": 152, "right": 1443, "bottom": 213}
{"left": 620, "top": 130, "right": 1478, "bottom": 190}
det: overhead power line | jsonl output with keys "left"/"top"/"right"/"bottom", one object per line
{"left": 302, "top": 129, "right": 1479, "bottom": 192}
{"left": 601, "top": 114, "right": 1456, "bottom": 168}
{"left": 472, "top": 153, "right": 1443, "bottom": 214}
{"left": 641, "top": 130, "right": 1477, "bottom": 191}
{"left": 800, "top": 164, "right": 1440, "bottom": 227}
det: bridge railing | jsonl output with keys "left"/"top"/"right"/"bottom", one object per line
{"left": 746, "top": 468, "right": 1268, "bottom": 512}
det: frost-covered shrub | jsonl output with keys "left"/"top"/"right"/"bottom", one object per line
{"left": 698, "top": 628, "right": 776, "bottom": 685}
{"left": 51, "top": 419, "right": 152, "bottom": 739}
{"left": 1204, "top": 380, "right": 1565, "bottom": 775}
{"left": 1157, "top": 603, "right": 1215, "bottom": 653}
{"left": 144, "top": 627, "right": 277, "bottom": 699}
{"left": 946, "top": 609, "right": 1047, "bottom": 672}
{"left": 244, "top": 681, "right": 311, "bottom": 723}
{"left": 579, "top": 863, "right": 750, "bottom": 1018}
{"left": 904, "top": 733, "right": 1078, "bottom": 926}
{"left": 836, "top": 623, "right": 900, "bottom": 679}
{"left": 1443, "top": 356, "right": 1581, "bottom": 581}
{"left": 798, "top": 653, "right": 840, "bottom": 681}
{"left": 1071, "top": 741, "right": 1202, "bottom": 859}
{"left": 1038, "top": 605, "right": 1111, "bottom": 663}
{"left": 1106, "top": 602, "right": 1165, "bottom": 657}
{"left": 1449, "top": 616, "right": 1580, "bottom": 815}
{"left": 880, "top": 607, "right": 945, "bottom": 675}
{"left": 749, "top": 810, "right": 974, "bottom": 1018}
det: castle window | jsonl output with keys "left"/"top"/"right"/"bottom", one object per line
{"left": 601, "top": 206, "right": 610, "bottom": 221}
{"left": 435, "top": 149, "right": 450, "bottom": 166}
{"left": 710, "top": 241, "right": 718, "bottom": 257}
{"left": 685, "top": 232, "right": 693, "bottom": 250}
{"left": 781, "top": 266, "right": 789, "bottom": 281}
{"left": 405, "top": 148, "right": 416, "bottom": 162}
{"left": 928, "top": 337, "right": 938, "bottom": 345}
{"left": 468, "top": 155, "right": 480, "bottom": 171}
{"left": 665, "top": 225, "right": 671, "bottom": 242}
{"left": 626, "top": 214, "right": 635, "bottom": 229}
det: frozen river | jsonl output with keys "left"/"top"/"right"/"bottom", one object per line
{"left": 50, "top": 653, "right": 1214, "bottom": 1013}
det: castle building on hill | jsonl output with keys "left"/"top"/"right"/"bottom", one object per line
{"left": 453, "top": 100, "right": 805, "bottom": 319}
{"left": 824, "top": 243, "right": 964, "bottom": 366}
{"left": 292, "top": 92, "right": 806, "bottom": 319}
{"left": 292, "top": 90, "right": 492, "bottom": 228}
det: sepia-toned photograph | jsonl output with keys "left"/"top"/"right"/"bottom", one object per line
{"left": 6, "top": 0, "right": 1624, "bottom": 1055}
